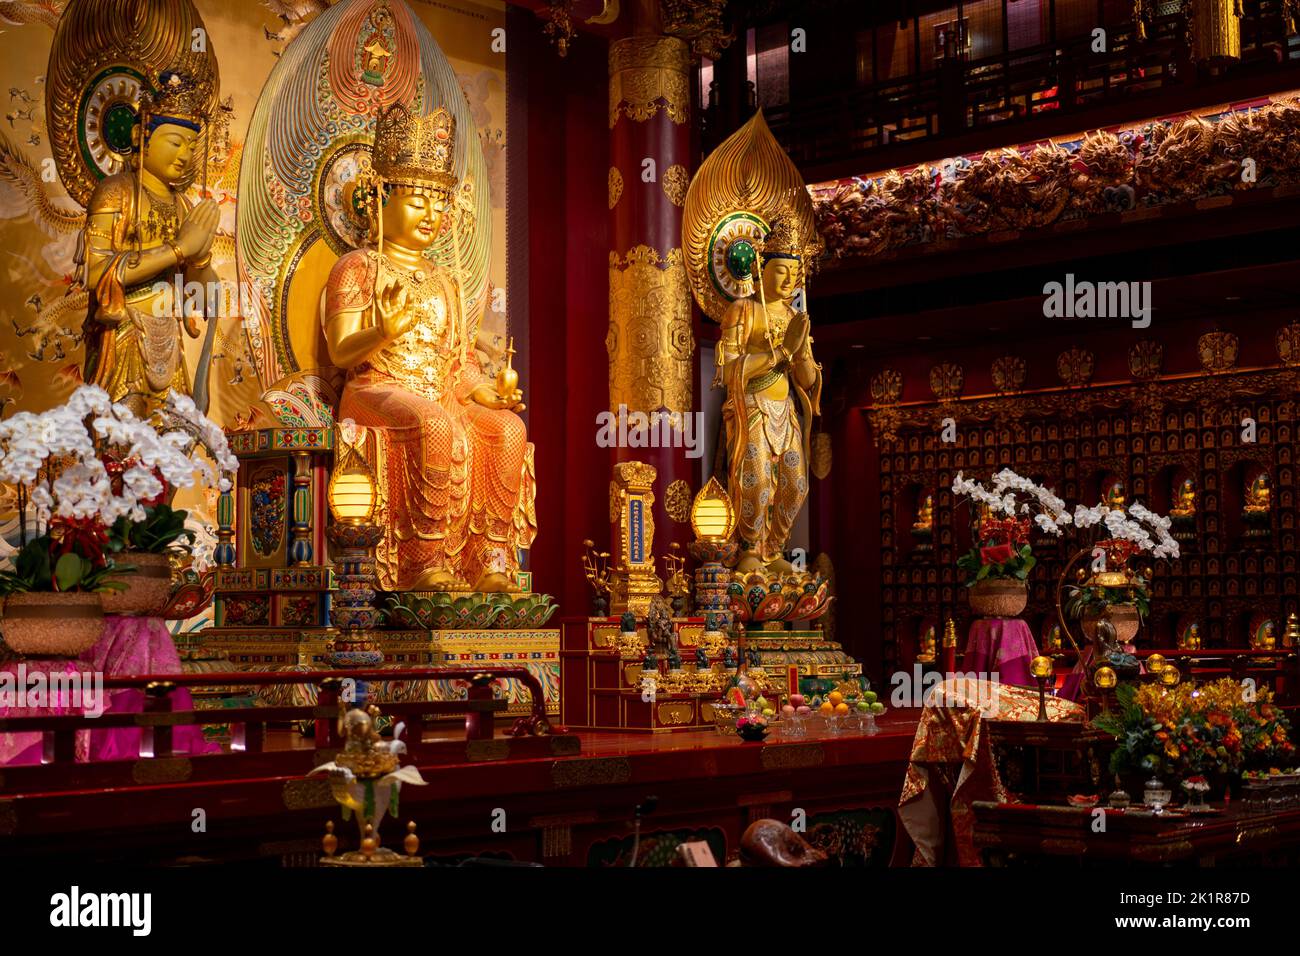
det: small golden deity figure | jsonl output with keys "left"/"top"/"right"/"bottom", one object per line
{"left": 715, "top": 210, "right": 823, "bottom": 573}
{"left": 912, "top": 495, "right": 934, "bottom": 533}
{"left": 80, "top": 67, "right": 220, "bottom": 419}
{"left": 1244, "top": 472, "right": 1271, "bottom": 515}
{"left": 1170, "top": 478, "right": 1197, "bottom": 517}
{"left": 915, "top": 624, "right": 937, "bottom": 664}
{"left": 1243, "top": 471, "right": 1271, "bottom": 538}
{"left": 323, "top": 105, "right": 535, "bottom": 592}
{"left": 911, "top": 493, "right": 934, "bottom": 553}
{"left": 1104, "top": 480, "right": 1126, "bottom": 511}
{"left": 1178, "top": 620, "right": 1202, "bottom": 650}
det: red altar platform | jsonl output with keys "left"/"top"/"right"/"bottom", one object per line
{"left": 0, "top": 666, "right": 919, "bottom": 867}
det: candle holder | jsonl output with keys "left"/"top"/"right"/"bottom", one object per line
{"left": 1030, "top": 655, "right": 1053, "bottom": 721}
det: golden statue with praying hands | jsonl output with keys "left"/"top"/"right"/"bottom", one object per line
{"left": 683, "top": 112, "right": 826, "bottom": 575}
{"left": 714, "top": 212, "right": 823, "bottom": 572}
{"left": 78, "top": 66, "right": 221, "bottom": 420}
{"left": 322, "top": 104, "right": 535, "bottom": 592}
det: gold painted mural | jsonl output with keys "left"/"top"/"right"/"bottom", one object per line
{"left": 0, "top": 0, "right": 509, "bottom": 571}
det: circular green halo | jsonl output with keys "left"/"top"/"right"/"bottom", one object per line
{"left": 706, "top": 210, "right": 769, "bottom": 307}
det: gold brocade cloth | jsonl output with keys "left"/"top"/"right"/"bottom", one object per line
{"left": 898, "top": 677, "right": 1083, "bottom": 866}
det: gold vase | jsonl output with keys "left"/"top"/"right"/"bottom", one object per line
{"left": 1082, "top": 603, "right": 1141, "bottom": 645}
{"left": 968, "top": 579, "right": 1028, "bottom": 618}
{"left": 0, "top": 591, "right": 105, "bottom": 657}
{"left": 100, "top": 552, "right": 175, "bottom": 617}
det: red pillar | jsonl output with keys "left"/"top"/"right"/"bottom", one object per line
{"left": 607, "top": 26, "right": 697, "bottom": 566}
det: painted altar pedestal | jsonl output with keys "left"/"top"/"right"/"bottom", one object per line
{"left": 0, "top": 616, "right": 218, "bottom": 765}
{"left": 962, "top": 618, "right": 1039, "bottom": 688}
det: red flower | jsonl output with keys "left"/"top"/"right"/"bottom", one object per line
{"left": 980, "top": 542, "right": 1014, "bottom": 565}
{"left": 48, "top": 517, "right": 110, "bottom": 581}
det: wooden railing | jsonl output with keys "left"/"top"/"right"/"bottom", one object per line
{"left": 0, "top": 666, "right": 568, "bottom": 794}
{"left": 707, "top": 4, "right": 1300, "bottom": 168}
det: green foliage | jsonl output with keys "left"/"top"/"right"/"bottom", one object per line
{"left": 107, "top": 504, "right": 193, "bottom": 554}
{"left": 1065, "top": 577, "right": 1151, "bottom": 620}
{"left": 956, "top": 542, "right": 1036, "bottom": 587}
{"left": 0, "top": 535, "right": 130, "bottom": 595}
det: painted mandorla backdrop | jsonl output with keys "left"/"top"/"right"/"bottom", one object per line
{"left": 0, "top": 0, "right": 510, "bottom": 620}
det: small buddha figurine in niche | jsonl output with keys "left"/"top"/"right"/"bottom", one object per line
{"left": 1170, "top": 478, "right": 1197, "bottom": 517}
{"left": 1177, "top": 619, "right": 1202, "bottom": 651}
{"left": 1243, "top": 471, "right": 1271, "bottom": 537}
{"left": 1170, "top": 476, "right": 1197, "bottom": 542}
{"left": 915, "top": 624, "right": 936, "bottom": 664}
{"left": 1104, "top": 480, "right": 1126, "bottom": 512}
{"left": 911, "top": 494, "right": 934, "bottom": 553}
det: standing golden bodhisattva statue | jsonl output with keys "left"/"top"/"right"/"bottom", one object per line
{"left": 80, "top": 69, "right": 221, "bottom": 419}
{"left": 716, "top": 212, "right": 823, "bottom": 573}
{"left": 322, "top": 104, "right": 536, "bottom": 592}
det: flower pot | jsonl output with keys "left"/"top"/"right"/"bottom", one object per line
{"left": 0, "top": 591, "right": 105, "bottom": 657}
{"left": 1082, "top": 603, "right": 1141, "bottom": 645}
{"left": 968, "top": 579, "right": 1028, "bottom": 618}
{"left": 100, "top": 552, "right": 175, "bottom": 616}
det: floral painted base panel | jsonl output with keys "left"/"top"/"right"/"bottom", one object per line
{"left": 0, "top": 615, "right": 219, "bottom": 765}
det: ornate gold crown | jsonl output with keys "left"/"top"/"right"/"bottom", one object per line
{"left": 754, "top": 189, "right": 823, "bottom": 265}
{"left": 372, "top": 103, "right": 457, "bottom": 192}
{"left": 142, "top": 65, "right": 216, "bottom": 133}
{"left": 757, "top": 215, "right": 803, "bottom": 261}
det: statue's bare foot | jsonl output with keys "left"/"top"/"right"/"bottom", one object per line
{"left": 766, "top": 555, "right": 794, "bottom": 574}
{"left": 735, "top": 550, "right": 765, "bottom": 573}
{"left": 414, "top": 567, "right": 470, "bottom": 591}
{"left": 473, "top": 571, "right": 521, "bottom": 594}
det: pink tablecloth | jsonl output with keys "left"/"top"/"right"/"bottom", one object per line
{"left": 962, "top": 617, "right": 1039, "bottom": 688}
{"left": 0, "top": 615, "right": 218, "bottom": 765}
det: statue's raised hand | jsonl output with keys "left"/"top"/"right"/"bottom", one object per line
{"left": 176, "top": 199, "right": 220, "bottom": 262}
{"left": 782, "top": 311, "right": 809, "bottom": 359}
{"left": 375, "top": 276, "right": 412, "bottom": 340}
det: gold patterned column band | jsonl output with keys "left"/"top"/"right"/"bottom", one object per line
{"left": 608, "top": 36, "right": 690, "bottom": 127}
{"left": 607, "top": 245, "right": 695, "bottom": 415}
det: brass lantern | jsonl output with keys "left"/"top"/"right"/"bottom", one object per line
{"left": 690, "top": 476, "right": 736, "bottom": 542}
{"left": 328, "top": 438, "right": 377, "bottom": 525}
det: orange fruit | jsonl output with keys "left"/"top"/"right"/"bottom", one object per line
{"left": 834, "top": 702, "right": 850, "bottom": 715}
{"left": 819, "top": 701, "right": 833, "bottom": 715}
{"left": 828, "top": 691, "right": 844, "bottom": 706}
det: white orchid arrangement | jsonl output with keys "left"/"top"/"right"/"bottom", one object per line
{"left": 951, "top": 469, "right": 1071, "bottom": 585}
{"left": 0, "top": 386, "right": 237, "bottom": 593}
{"left": 1072, "top": 500, "right": 1180, "bottom": 560}
{"left": 951, "top": 468, "right": 1072, "bottom": 533}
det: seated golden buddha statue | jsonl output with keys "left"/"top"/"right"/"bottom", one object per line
{"left": 322, "top": 105, "right": 535, "bottom": 592}
{"left": 716, "top": 210, "right": 823, "bottom": 574}
{"left": 916, "top": 624, "right": 936, "bottom": 663}
{"left": 912, "top": 494, "right": 934, "bottom": 534}
{"left": 1170, "top": 477, "right": 1196, "bottom": 517}
{"left": 1104, "top": 480, "right": 1125, "bottom": 511}
{"left": 80, "top": 69, "right": 221, "bottom": 419}
{"left": 1244, "top": 473, "right": 1271, "bottom": 515}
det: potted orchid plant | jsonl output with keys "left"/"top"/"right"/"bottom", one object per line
{"left": 0, "top": 387, "right": 236, "bottom": 654}
{"left": 952, "top": 469, "right": 1071, "bottom": 618}
{"left": 1065, "top": 500, "right": 1179, "bottom": 645}
{"left": 99, "top": 392, "right": 237, "bottom": 615}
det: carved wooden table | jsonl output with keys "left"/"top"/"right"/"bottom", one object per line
{"left": 972, "top": 801, "right": 1300, "bottom": 866}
